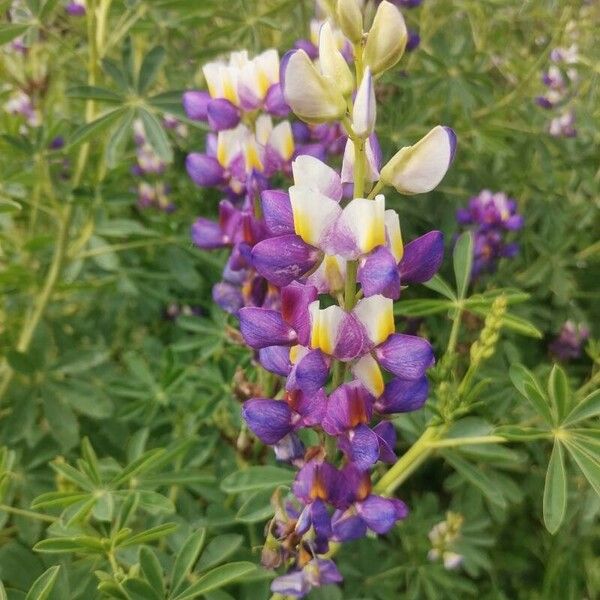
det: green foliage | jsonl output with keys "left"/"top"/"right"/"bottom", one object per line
{"left": 0, "top": 0, "right": 598, "bottom": 599}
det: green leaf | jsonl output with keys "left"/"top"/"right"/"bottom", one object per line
{"left": 138, "top": 46, "right": 167, "bottom": 94}
{"left": 235, "top": 488, "right": 275, "bottom": 523}
{"left": 106, "top": 109, "right": 136, "bottom": 168}
{"left": 138, "top": 109, "right": 173, "bottom": 163}
{"left": 548, "top": 364, "right": 571, "bottom": 423}
{"left": 123, "top": 578, "right": 162, "bottom": 600}
{"left": 564, "top": 439, "right": 600, "bottom": 497}
{"left": 31, "top": 491, "right": 90, "bottom": 510}
{"left": 453, "top": 231, "right": 473, "bottom": 299}
{"left": 393, "top": 299, "right": 453, "bottom": 317}
{"left": 492, "top": 426, "right": 549, "bottom": 441}
{"left": 171, "top": 529, "right": 207, "bottom": 595}
{"left": 423, "top": 275, "right": 457, "bottom": 300}
{"left": 563, "top": 390, "right": 600, "bottom": 427}
{"left": 221, "top": 466, "right": 293, "bottom": 494}
{"left": 24, "top": 565, "right": 61, "bottom": 600}
{"left": 196, "top": 534, "right": 243, "bottom": 572}
{"left": 139, "top": 547, "right": 165, "bottom": 596}
{"left": 444, "top": 453, "right": 506, "bottom": 508}
{"left": 543, "top": 441, "right": 567, "bottom": 534}
{"left": 119, "top": 522, "right": 178, "bottom": 547}
{"left": 67, "top": 85, "right": 124, "bottom": 103}
{"left": 0, "top": 580, "right": 6, "bottom": 600}
{"left": 110, "top": 448, "right": 165, "bottom": 487}
{"left": 0, "top": 24, "right": 29, "bottom": 45}
{"left": 68, "top": 108, "right": 128, "bottom": 149}
{"left": 173, "top": 562, "right": 256, "bottom": 600}
{"left": 509, "top": 365, "right": 554, "bottom": 426}
{"left": 34, "top": 536, "right": 105, "bottom": 554}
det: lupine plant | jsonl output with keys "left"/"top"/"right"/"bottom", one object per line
{"left": 0, "top": 0, "right": 598, "bottom": 599}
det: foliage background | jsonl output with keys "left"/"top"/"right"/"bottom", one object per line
{"left": 0, "top": 0, "right": 598, "bottom": 598}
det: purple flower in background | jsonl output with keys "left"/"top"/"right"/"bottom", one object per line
{"left": 66, "top": 0, "right": 86, "bottom": 16}
{"left": 456, "top": 190, "right": 523, "bottom": 279}
{"left": 549, "top": 321, "right": 589, "bottom": 361}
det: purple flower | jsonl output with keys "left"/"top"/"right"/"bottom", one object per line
{"left": 549, "top": 321, "right": 589, "bottom": 361}
{"left": 66, "top": 0, "right": 86, "bottom": 16}
{"left": 271, "top": 559, "right": 342, "bottom": 597}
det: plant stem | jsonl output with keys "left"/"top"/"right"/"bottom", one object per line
{"left": 0, "top": 204, "right": 74, "bottom": 403}
{"left": 446, "top": 302, "right": 463, "bottom": 355}
{"left": 0, "top": 504, "right": 57, "bottom": 523}
{"left": 426, "top": 435, "right": 507, "bottom": 448}
{"left": 344, "top": 260, "right": 358, "bottom": 310}
{"left": 374, "top": 425, "right": 444, "bottom": 495}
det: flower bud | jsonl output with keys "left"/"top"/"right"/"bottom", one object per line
{"left": 336, "top": 0, "right": 363, "bottom": 44}
{"left": 380, "top": 125, "right": 456, "bottom": 194}
{"left": 282, "top": 49, "right": 347, "bottom": 124}
{"left": 352, "top": 67, "right": 376, "bottom": 138}
{"left": 364, "top": 1, "right": 407, "bottom": 75}
{"left": 318, "top": 21, "right": 354, "bottom": 96}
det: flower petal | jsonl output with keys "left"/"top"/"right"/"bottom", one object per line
{"left": 323, "top": 381, "right": 373, "bottom": 435}
{"left": 182, "top": 90, "right": 210, "bottom": 121}
{"left": 310, "top": 303, "right": 364, "bottom": 360}
{"left": 374, "top": 334, "right": 434, "bottom": 379}
{"left": 356, "top": 494, "right": 402, "bottom": 534}
{"left": 399, "top": 231, "right": 444, "bottom": 284}
{"left": 281, "top": 282, "right": 319, "bottom": 346}
{"left": 363, "top": 1, "right": 407, "bottom": 75}
{"left": 185, "top": 153, "right": 225, "bottom": 187}
{"left": 353, "top": 295, "right": 395, "bottom": 347}
{"left": 292, "top": 350, "right": 330, "bottom": 395}
{"left": 242, "top": 398, "right": 293, "bottom": 444}
{"left": 318, "top": 21, "right": 354, "bottom": 96}
{"left": 282, "top": 49, "right": 347, "bottom": 123}
{"left": 292, "top": 154, "right": 343, "bottom": 201}
{"left": 352, "top": 68, "right": 376, "bottom": 138}
{"left": 373, "top": 421, "right": 397, "bottom": 462}
{"left": 374, "top": 376, "right": 429, "bottom": 413}
{"left": 306, "top": 254, "right": 347, "bottom": 294}
{"left": 207, "top": 98, "right": 241, "bottom": 131}
{"left": 261, "top": 190, "right": 294, "bottom": 235}
{"left": 384, "top": 209, "right": 404, "bottom": 262}
{"left": 346, "top": 424, "right": 380, "bottom": 470}
{"left": 358, "top": 246, "right": 401, "bottom": 299}
{"left": 333, "top": 195, "right": 386, "bottom": 259}
{"left": 252, "top": 234, "right": 320, "bottom": 288}
{"left": 239, "top": 307, "right": 297, "bottom": 349}
{"left": 380, "top": 125, "right": 456, "bottom": 194}
{"left": 332, "top": 509, "right": 368, "bottom": 542}
{"left": 258, "top": 346, "right": 291, "bottom": 376}
{"left": 352, "top": 354, "right": 385, "bottom": 397}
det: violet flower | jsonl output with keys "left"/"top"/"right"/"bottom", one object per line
{"left": 549, "top": 321, "right": 589, "bottom": 361}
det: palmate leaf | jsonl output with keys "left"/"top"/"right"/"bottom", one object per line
{"left": 543, "top": 440, "right": 567, "bottom": 534}
{"left": 138, "top": 108, "right": 173, "bottom": 163}
{"left": 138, "top": 46, "right": 167, "bottom": 94}
{"left": 563, "top": 436, "right": 600, "bottom": 497}
{"left": 139, "top": 547, "right": 165, "bottom": 596}
{"left": 0, "top": 24, "right": 29, "bottom": 45}
{"left": 68, "top": 107, "right": 129, "bottom": 149}
{"left": 196, "top": 534, "right": 243, "bottom": 572}
{"left": 221, "top": 466, "right": 294, "bottom": 494}
{"left": 548, "top": 364, "right": 571, "bottom": 422}
{"left": 509, "top": 364, "right": 554, "bottom": 426}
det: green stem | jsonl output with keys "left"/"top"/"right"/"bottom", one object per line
{"left": 427, "top": 435, "right": 507, "bottom": 448}
{"left": 0, "top": 504, "right": 57, "bottom": 523}
{"left": 374, "top": 425, "right": 444, "bottom": 495}
{"left": 446, "top": 303, "right": 463, "bottom": 355}
{"left": 344, "top": 260, "right": 358, "bottom": 310}
{"left": 367, "top": 180, "right": 384, "bottom": 199}
{"left": 0, "top": 204, "right": 74, "bottom": 403}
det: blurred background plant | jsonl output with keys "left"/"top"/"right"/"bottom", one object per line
{"left": 0, "top": 0, "right": 598, "bottom": 598}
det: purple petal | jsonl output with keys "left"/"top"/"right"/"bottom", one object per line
{"left": 242, "top": 399, "right": 293, "bottom": 444}
{"left": 271, "top": 570, "right": 308, "bottom": 597}
{"left": 375, "top": 334, "right": 434, "bottom": 379}
{"left": 265, "top": 83, "right": 290, "bottom": 117}
{"left": 207, "top": 98, "right": 241, "bottom": 131}
{"left": 258, "top": 346, "right": 291, "bottom": 376}
{"left": 190, "top": 217, "right": 224, "bottom": 249}
{"left": 273, "top": 432, "right": 305, "bottom": 463}
{"left": 212, "top": 282, "right": 243, "bottom": 315}
{"left": 252, "top": 235, "right": 320, "bottom": 288}
{"left": 373, "top": 421, "right": 397, "bottom": 462}
{"left": 186, "top": 153, "right": 225, "bottom": 187}
{"left": 374, "top": 376, "right": 429, "bottom": 414}
{"left": 238, "top": 308, "right": 296, "bottom": 349}
{"left": 293, "top": 40, "right": 319, "bottom": 60}
{"left": 356, "top": 495, "right": 402, "bottom": 534}
{"left": 322, "top": 381, "right": 373, "bottom": 435}
{"left": 287, "top": 388, "right": 327, "bottom": 427}
{"left": 399, "top": 231, "right": 445, "bottom": 284}
{"left": 281, "top": 282, "right": 318, "bottom": 346}
{"left": 333, "top": 314, "right": 367, "bottom": 361}
{"left": 310, "top": 499, "right": 332, "bottom": 539}
{"left": 182, "top": 90, "right": 211, "bottom": 122}
{"left": 261, "top": 189, "right": 295, "bottom": 235}
{"left": 358, "top": 246, "right": 401, "bottom": 299}
{"left": 331, "top": 509, "right": 368, "bottom": 542}
{"left": 279, "top": 50, "right": 294, "bottom": 94}
{"left": 293, "top": 461, "right": 341, "bottom": 506}
{"left": 443, "top": 126, "right": 458, "bottom": 164}
{"left": 347, "top": 424, "right": 380, "bottom": 470}
{"left": 292, "top": 350, "right": 329, "bottom": 395}
{"left": 313, "top": 559, "right": 343, "bottom": 585}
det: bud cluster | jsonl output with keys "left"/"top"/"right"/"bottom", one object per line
{"left": 185, "top": 1, "right": 456, "bottom": 595}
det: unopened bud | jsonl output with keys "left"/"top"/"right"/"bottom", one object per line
{"left": 364, "top": 1, "right": 407, "bottom": 75}
{"left": 336, "top": 0, "right": 363, "bottom": 44}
